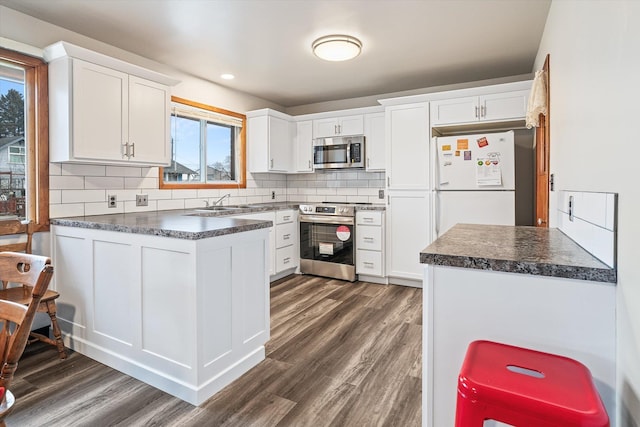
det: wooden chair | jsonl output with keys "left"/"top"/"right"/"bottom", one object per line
{"left": 0, "top": 252, "right": 54, "bottom": 426}
{"left": 0, "top": 220, "right": 66, "bottom": 360}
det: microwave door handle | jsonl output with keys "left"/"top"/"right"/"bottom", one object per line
{"left": 346, "top": 143, "right": 351, "bottom": 164}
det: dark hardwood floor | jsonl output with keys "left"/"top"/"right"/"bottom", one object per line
{"left": 8, "top": 275, "right": 422, "bottom": 426}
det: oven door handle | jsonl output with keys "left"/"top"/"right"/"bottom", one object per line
{"left": 299, "top": 215, "right": 354, "bottom": 225}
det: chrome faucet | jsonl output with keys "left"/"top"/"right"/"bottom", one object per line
{"left": 214, "top": 193, "right": 231, "bottom": 206}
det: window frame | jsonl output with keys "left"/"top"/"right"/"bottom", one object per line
{"left": 159, "top": 96, "right": 246, "bottom": 190}
{"left": 0, "top": 48, "right": 49, "bottom": 231}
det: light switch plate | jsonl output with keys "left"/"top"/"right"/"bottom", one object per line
{"left": 136, "top": 194, "right": 148, "bottom": 207}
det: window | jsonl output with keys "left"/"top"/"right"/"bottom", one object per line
{"left": 160, "top": 96, "right": 246, "bottom": 189}
{"left": 9, "top": 145, "right": 25, "bottom": 164}
{"left": 0, "top": 49, "right": 49, "bottom": 229}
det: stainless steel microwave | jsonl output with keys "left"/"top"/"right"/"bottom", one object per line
{"left": 313, "top": 135, "right": 365, "bottom": 169}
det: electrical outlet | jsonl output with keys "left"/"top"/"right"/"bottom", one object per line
{"left": 108, "top": 194, "right": 117, "bottom": 208}
{"left": 271, "top": 191, "right": 276, "bottom": 200}
{"left": 136, "top": 194, "right": 148, "bottom": 207}
{"left": 378, "top": 189, "right": 384, "bottom": 199}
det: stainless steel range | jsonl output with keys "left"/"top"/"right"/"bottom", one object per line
{"left": 299, "top": 203, "right": 357, "bottom": 282}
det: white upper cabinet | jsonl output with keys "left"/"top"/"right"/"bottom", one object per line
{"left": 45, "top": 42, "right": 178, "bottom": 166}
{"left": 364, "top": 112, "right": 385, "bottom": 171}
{"left": 386, "top": 103, "right": 430, "bottom": 190}
{"left": 294, "top": 120, "right": 313, "bottom": 173}
{"left": 430, "top": 90, "right": 529, "bottom": 126}
{"left": 313, "top": 114, "right": 364, "bottom": 137}
{"left": 247, "top": 109, "right": 293, "bottom": 173}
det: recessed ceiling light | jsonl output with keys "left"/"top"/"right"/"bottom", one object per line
{"left": 221, "top": 73, "right": 235, "bottom": 80}
{"left": 312, "top": 35, "right": 362, "bottom": 62}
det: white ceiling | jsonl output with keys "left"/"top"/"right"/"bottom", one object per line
{"left": 0, "top": 0, "right": 551, "bottom": 108}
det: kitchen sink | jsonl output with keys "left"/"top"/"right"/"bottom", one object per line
{"left": 196, "top": 206, "right": 243, "bottom": 211}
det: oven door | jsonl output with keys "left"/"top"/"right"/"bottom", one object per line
{"left": 299, "top": 215, "right": 355, "bottom": 266}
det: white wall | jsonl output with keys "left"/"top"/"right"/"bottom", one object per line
{"left": 534, "top": 1, "right": 640, "bottom": 425}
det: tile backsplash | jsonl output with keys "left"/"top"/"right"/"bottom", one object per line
{"left": 49, "top": 163, "right": 385, "bottom": 218}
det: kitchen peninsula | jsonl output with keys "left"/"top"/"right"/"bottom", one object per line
{"left": 50, "top": 210, "right": 273, "bottom": 405}
{"left": 420, "top": 224, "right": 617, "bottom": 427}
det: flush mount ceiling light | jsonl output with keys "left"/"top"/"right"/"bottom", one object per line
{"left": 312, "top": 35, "right": 362, "bottom": 62}
{"left": 220, "top": 73, "right": 235, "bottom": 80}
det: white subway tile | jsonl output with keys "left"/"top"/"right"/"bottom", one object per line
{"left": 172, "top": 189, "right": 199, "bottom": 199}
{"left": 140, "top": 167, "right": 159, "bottom": 178}
{"left": 146, "top": 189, "right": 172, "bottom": 200}
{"left": 111, "top": 189, "right": 140, "bottom": 201}
{"left": 50, "top": 175, "right": 84, "bottom": 190}
{"left": 49, "top": 190, "right": 62, "bottom": 204}
{"left": 357, "top": 188, "right": 380, "bottom": 196}
{"left": 49, "top": 163, "right": 62, "bottom": 175}
{"left": 124, "top": 177, "right": 159, "bottom": 189}
{"left": 61, "top": 189, "right": 106, "bottom": 203}
{"left": 124, "top": 200, "right": 157, "bottom": 213}
{"left": 157, "top": 199, "right": 185, "bottom": 211}
{"left": 85, "top": 202, "right": 123, "bottom": 216}
{"left": 61, "top": 163, "right": 106, "bottom": 177}
{"left": 185, "top": 198, "right": 209, "bottom": 209}
{"left": 106, "top": 166, "right": 143, "bottom": 177}
{"left": 49, "top": 203, "right": 84, "bottom": 218}
{"left": 85, "top": 176, "right": 125, "bottom": 190}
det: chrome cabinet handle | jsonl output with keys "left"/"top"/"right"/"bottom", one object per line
{"left": 367, "top": 158, "right": 370, "bottom": 168}
{"left": 283, "top": 234, "right": 290, "bottom": 240}
{"left": 363, "top": 237, "right": 375, "bottom": 242}
{"left": 283, "top": 257, "right": 290, "bottom": 264}
{"left": 308, "top": 160, "right": 311, "bottom": 169}
{"left": 363, "top": 262, "right": 374, "bottom": 267}
{"left": 270, "top": 158, "right": 274, "bottom": 168}
{"left": 481, "top": 105, "right": 486, "bottom": 117}
{"left": 283, "top": 215, "right": 291, "bottom": 221}
{"left": 363, "top": 217, "right": 374, "bottom": 223}
{"left": 130, "top": 142, "right": 135, "bottom": 157}
{"left": 475, "top": 106, "right": 479, "bottom": 118}
{"left": 122, "top": 143, "right": 128, "bottom": 159}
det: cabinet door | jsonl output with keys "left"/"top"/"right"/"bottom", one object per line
{"left": 295, "top": 120, "right": 313, "bottom": 172}
{"left": 480, "top": 90, "right": 529, "bottom": 122}
{"left": 387, "top": 192, "right": 430, "bottom": 281}
{"left": 364, "top": 112, "right": 385, "bottom": 171}
{"left": 429, "top": 96, "right": 478, "bottom": 126}
{"left": 356, "top": 250, "right": 383, "bottom": 277}
{"left": 313, "top": 117, "right": 339, "bottom": 138}
{"left": 268, "top": 116, "right": 291, "bottom": 171}
{"left": 338, "top": 114, "right": 364, "bottom": 136}
{"left": 72, "top": 59, "right": 128, "bottom": 161}
{"left": 128, "top": 76, "right": 171, "bottom": 165}
{"left": 386, "top": 103, "right": 430, "bottom": 190}
{"left": 313, "top": 115, "right": 364, "bottom": 137}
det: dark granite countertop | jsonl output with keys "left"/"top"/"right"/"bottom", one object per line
{"left": 50, "top": 202, "right": 386, "bottom": 240}
{"left": 50, "top": 210, "right": 273, "bottom": 240}
{"left": 420, "top": 224, "right": 616, "bottom": 283}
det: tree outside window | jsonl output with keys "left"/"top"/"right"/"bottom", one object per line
{"left": 160, "top": 96, "right": 246, "bottom": 190}
{"left": 0, "top": 49, "right": 49, "bottom": 229}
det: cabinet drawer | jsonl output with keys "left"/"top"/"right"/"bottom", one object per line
{"left": 276, "top": 210, "right": 295, "bottom": 224}
{"left": 356, "top": 250, "right": 383, "bottom": 276}
{"left": 276, "top": 245, "right": 297, "bottom": 272}
{"left": 276, "top": 221, "right": 296, "bottom": 249}
{"left": 356, "top": 225, "right": 382, "bottom": 251}
{"left": 356, "top": 211, "right": 383, "bottom": 226}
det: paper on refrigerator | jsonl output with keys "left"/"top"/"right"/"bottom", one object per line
{"left": 475, "top": 153, "right": 502, "bottom": 186}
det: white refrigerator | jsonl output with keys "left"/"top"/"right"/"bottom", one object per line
{"left": 433, "top": 130, "right": 515, "bottom": 237}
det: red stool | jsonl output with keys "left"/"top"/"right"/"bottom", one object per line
{"left": 455, "top": 340, "right": 609, "bottom": 427}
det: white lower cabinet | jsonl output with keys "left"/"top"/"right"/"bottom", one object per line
{"left": 234, "top": 209, "right": 298, "bottom": 279}
{"left": 275, "top": 210, "right": 299, "bottom": 276}
{"left": 386, "top": 192, "right": 430, "bottom": 285}
{"left": 51, "top": 224, "right": 270, "bottom": 405}
{"left": 355, "top": 211, "right": 385, "bottom": 279}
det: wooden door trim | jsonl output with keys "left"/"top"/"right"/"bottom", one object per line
{"left": 535, "top": 55, "right": 550, "bottom": 227}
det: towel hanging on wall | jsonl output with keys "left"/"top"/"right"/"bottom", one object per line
{"left": 526, "top": 69, "right": 547, "bottom": 128}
